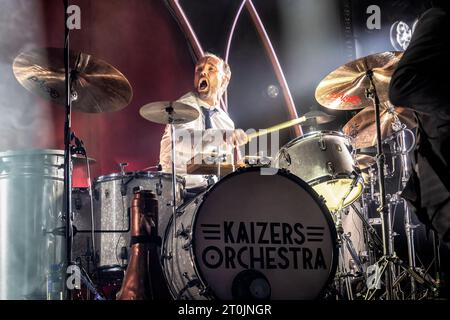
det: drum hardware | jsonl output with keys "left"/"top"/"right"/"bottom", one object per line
{"left": 390, "top": 125, "right": 439, "bottom": 299}
{"left": 350, "top": 204, "right": 384, "bottom": 255}
{"left": 177, "top": 273, "right": 205, "bottom": 300}
{"left": 71, "top": 132, "right": 98, "bottom": 270}
{"left": 333, "top": 208, "right": 367, "bottom": 300}
{"left": 73, "top": 262, "right": 106, "bottom": 300}
{"left": 141, "top": 164, "right": 163, "bottom": 171}
{"left": 119, "top": 162, "right": 129, "bottom": 175}
{"left": 240, "top": 155, "right": 272, "bottom": 167}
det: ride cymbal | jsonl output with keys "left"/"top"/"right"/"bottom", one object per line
{"left": 13, "top": 47, "right": 133, "bottom": 113}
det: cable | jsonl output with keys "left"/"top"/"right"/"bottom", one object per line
{"left": 84, "top": 146, "right": 96, "bottom": 265}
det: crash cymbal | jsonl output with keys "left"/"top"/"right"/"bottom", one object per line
{"left": 315, "top": 51, "right": 403, "bottom": 110}
{"left": 13, "top": 47, "right": 133, "bottom": 113}
{"left": 302, "top": 110, "right": 336, "bottom": 125}
{"left": 139, "top": 101, "right": 199, "bottom": 125}
{"left": 343, "top": 104, "right": 416, "bottom": 149}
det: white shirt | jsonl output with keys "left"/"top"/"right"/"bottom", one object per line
{"left": 159, "top": 92, "right": 235, "bottom": 188}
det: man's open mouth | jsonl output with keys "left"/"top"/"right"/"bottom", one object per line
{"left": 198, "top": 78, "right": 209, "bottom": 92}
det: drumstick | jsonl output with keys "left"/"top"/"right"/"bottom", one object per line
{"left": 247, "top": 116, "right": 307, "bottom": 141}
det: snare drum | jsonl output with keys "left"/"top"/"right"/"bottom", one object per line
{"left": 162, "top": 167, "right": 338, "bottom": 300}
{"left": 275, "top": 131, "right": 363, "bottom": 212}
{"left": 94, "top": 171, "right": 185, "bottom": 266}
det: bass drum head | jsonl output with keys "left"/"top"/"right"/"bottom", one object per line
{"left": 192, "top": 168, "right": 338, "bottom": 300}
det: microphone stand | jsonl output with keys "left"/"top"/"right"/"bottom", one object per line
{"left": 63, "top": 0, "right": 73, "bottom": 300}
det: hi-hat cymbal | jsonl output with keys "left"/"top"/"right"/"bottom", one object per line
{"left": 139, "top": 101, "right": 199, "bottom": 125}
{"left": 13, "top": 47, "right": 133, "bottom": 113}
{"left": 72, "top": 154, "right": 96, "bottom": 165}
{"left": 343, "top": 104, "right": 416, "bottom": 149}
{"left": 315, "top": 51, "right": 403, "bottom": 110}
{"left": 303, "top": 110, "right": 336, "bottom": 125}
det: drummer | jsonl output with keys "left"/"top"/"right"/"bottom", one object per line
{"left": 159, "top": 53, "right": 248, "bottom": 195}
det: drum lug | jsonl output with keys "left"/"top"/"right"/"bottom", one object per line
{"left": 182, "top": 241, "right": 192, "bottom": 250}
{"left": 318, "top": 194, "right": 327, "bottom": 206}
{"left": 176, "top": 208, "right": 185, "bottom": 217}
{"left": 326, "top": 161, "right": 335, "bottom": 175}
{"left": 162, "top": 250, "right": 173, "bottom": 260}
{"left": 199, "top": 286, "right": 212, "bottom": 297}
{"left": 156, "top": 178, "right": 163, "bottom": 196}
{"left": 318, "top": 137, "right": 327, "bottom": 151}
{"left": 279, "top": 149, "right": 292, "bottom": 166}
{"left": 176, "top": 225, "right": 191, "bottom": 240}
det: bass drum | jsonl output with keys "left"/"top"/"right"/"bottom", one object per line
{"left": 162, "top": 167, "right": 338, "bottom": 300}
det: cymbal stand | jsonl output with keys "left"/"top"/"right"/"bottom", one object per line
{"left": 397, "top": 124, "right": 417, "bottom": 297}
{"left": 393, "top": 124, "right": 438, "bottom": 298}
{"left": 365, "top": 70, "right": 394, "bottom": 299}
{"left": 167, "top": 104, "right": 178, "bottom": 242}
{"left": 63, "top": 0, "right": 75, "bottom": 299}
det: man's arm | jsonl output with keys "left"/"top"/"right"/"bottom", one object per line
{"left": 389, "top": 8, "right": 450, "bottom": 114}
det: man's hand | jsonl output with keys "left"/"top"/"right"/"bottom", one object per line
{"left": 226, "top": 129, "right": 248, "bottom": 146}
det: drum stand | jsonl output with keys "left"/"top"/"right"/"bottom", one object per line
{"left": 391, "top": 125, "right": 438, "bottom": 299}
{"left": 361, "top": 95, "right": 438, "bottom": 299}
{"left": 167, "top": 104, "right": 179, "bottom": 241}
{"left": 333, "top": 208, "right": 369, "bottom": 300}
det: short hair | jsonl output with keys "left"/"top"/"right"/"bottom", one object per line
{"left": 200, "top": 52, "right": 231, "bottom": 88}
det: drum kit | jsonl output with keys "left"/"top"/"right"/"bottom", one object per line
{"left": 0, "top": 44, "right": 442, "bottom": 301}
